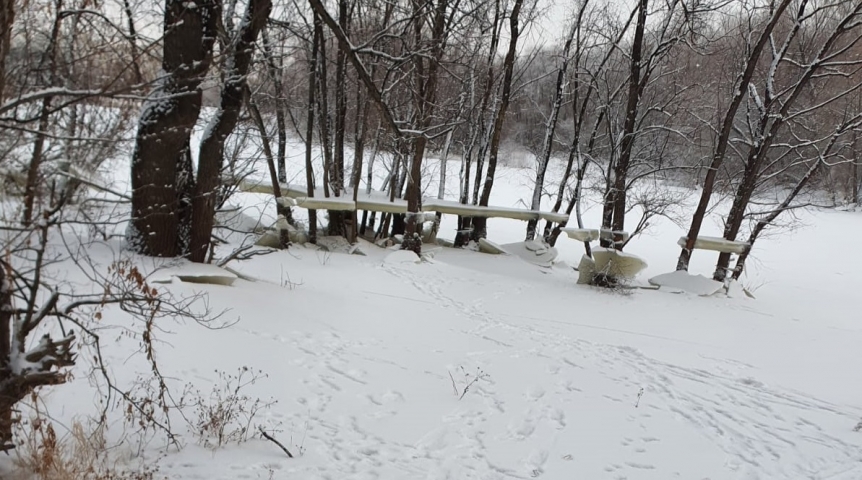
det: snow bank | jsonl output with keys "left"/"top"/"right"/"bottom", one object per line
{"left": 648, "top": 270, "right": 724, "bottom": 296}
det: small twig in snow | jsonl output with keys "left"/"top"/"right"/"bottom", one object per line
{"left": 448, "top": 371, "right": 459, "bottom": 396}
{"left": 259, "top": 426, "right": 294, "bottom": 458}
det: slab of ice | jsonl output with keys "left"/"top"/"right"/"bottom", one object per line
{"left": 678, "top": 236, "right": 749, "bottom": 254}
{"left": 561, "top": 228, "right": 600, "bottom": 242}
{"left": 293, "top": 196, "right": 356, "bottom": 211}
{"left": 384, "top": 250, "right": 422, "bottom": 265}
{"left": 577, "top": 255, "right": 596, "bottom": 284}
{"left": 592, "top": 247, "right": 647, "bottom": 279}
{"left": 150, "top": 264, "right": 238, "bottom": 286}
{"left": 600, "top": 229, "right": 630, "bottom": 244}
{"left": 478, "top": 238, "right": 510, "bottom": 255}
{"left": 649, "top": 270, "right": 724, "bottom": 296}
{"left": 500, "top": 240, "right": 559, "bottom": 267}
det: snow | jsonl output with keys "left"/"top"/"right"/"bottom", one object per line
{"left": 69, "top": 237, "right": 858, "bottom": 480}
{"left": 8, "top": 133, "right": 862, "bottom": 480}
{"left": 648, "top": 270, "right": 725, "bottom": 296}
{"left": 678, "top": 235, "right": 750, "bottom": 254}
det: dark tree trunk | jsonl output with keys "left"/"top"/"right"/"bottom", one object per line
{"left": 0, "top": 0, "right": 14, "bottom": 101}
{"left": 349, "top": 82, "right": 369, "bottom": 242}
{"left": 129, "top": 0, "right": 219, "bottom": 257}
{"left": 526, "top": 20, "right": 577, "bottom": 241}
{"left": 713, "top": 0, "right": 855, "bottom": 280}
{"left": 246, "top": 87, "right": 293, "bottom": 247}
{"left": 261, "top": 28, "right": 288, "bottom": 183}
{"left": 21, "top": 0, "right": 62, "bottom": 226}
{"left": 606, "top": 0, "right": 648, "bottom": 250}
{"left": 676, "top": 0, "right": 794, "bottom": 270}
{"left": 188, "top": 0, "right": 272, "bottom": 263}
{"left": 306, "top": 12, "right": 322, "bottom": 244}
{"left": 471, "top": 0, "right": 524, "bottom": 241}
{"left": 0, "top": 260, "right": 11, "bottom": 447}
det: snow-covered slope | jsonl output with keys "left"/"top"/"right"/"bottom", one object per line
{"left": 4, "top": 136, "right": 861, "bottom": 479}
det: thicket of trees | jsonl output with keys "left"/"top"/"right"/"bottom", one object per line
{"left": 2, "top": 0, "right": 862, "bottom": 450}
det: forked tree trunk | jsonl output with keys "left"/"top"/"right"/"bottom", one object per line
{"left": 130, "top": 0, "right": 219, "bottom": 257}
{"left": 713, "top": 1, "right": 859, "bottom": 281}
{"left": 676, "top": 0, "right": 794, "bottom": 271}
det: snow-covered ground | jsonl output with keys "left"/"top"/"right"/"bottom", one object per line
{"left": 3, "top": 138, "right": 862, "bottom": 479}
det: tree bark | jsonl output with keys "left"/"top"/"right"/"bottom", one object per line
{"left": 306, "top": 12, "right": 323, "bottom": 244}
{"left": 0, "top": 0, "right": 14, "bottom": 102}
{"left": 129, "top": 0, "right": 219, "bottom": 257}
{"left": 188, "top": 0, "right": 272, "bottom": 263}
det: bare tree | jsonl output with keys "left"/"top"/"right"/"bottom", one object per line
{"left": 676, "top": 0, "right": 796, "bottom": 271}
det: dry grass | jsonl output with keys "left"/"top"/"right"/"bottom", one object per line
{"left": 11, "top": 415, "right": 161, "bottom": 480}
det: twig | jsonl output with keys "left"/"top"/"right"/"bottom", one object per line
{"left": 448, "top": 371, "right": 458, "bottom": 396}
{"left": 259, "top": 426, "right": 294, "bottom": 458}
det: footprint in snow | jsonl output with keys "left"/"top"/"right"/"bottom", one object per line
{"left": 525, "top": 386, "right": 545, "bottom": 401}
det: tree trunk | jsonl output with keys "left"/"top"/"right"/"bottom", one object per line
{"left": 471, "top": 0, "right": 524, "bottom": 241}
{"left": 0, "top": 0, "right": 14, "bottom": 101}
{"left": 676, "top": 0, "right": 794, "bottom": 270}
{"left": 306, "top": 12, "right": 322, "bottom": 244}
{"left": 21, "top": 0, "right": 62, "bottom": 226}
{"left": 401, "top": 0, "right": 450, "bottom": 253}
{"left": 526, "top": 20, "right": 577, "bottom": 241}
{"left": 130, "top": 0, "right": 219, "bottom": 257}
{"left": 188, "top": 0, "right": 272, "bottom": 263}
{"left": 349, "top": 82, "right": 368, "bottom": 243}
{"left": 607, "top": 0, "right": 648, "bottom": 250}
{"left": 246, "top": 87, "right": 292, "bottom": 247}
{"left": 0, "top": 260, "right": 11, "bottom": 447}
{"left": 261, "top": 28, "right": 288, "bottom": 183}
{"left": 327, "top": 0, "right": 349, "bottom": 237}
